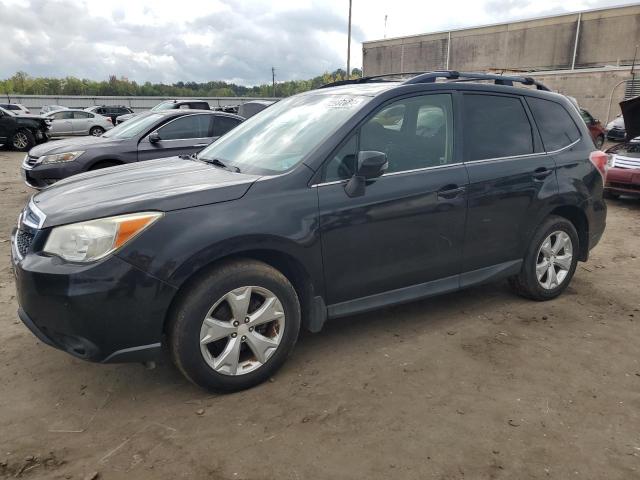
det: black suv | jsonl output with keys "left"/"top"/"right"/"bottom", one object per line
{"left": 0, "top": 107, "right": 51, "bottom": 151}
{"left": 85, "top": 105, "right": 134, "bottom": 124}
{"left": 11, "top": 72, "right": 607, "bottom": 392}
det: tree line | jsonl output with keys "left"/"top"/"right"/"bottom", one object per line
{"left": 0, "top": 69, "right": 363, "bottom": 98}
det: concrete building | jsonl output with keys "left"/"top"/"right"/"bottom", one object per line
{"left": 362, "top": 4, "right": 640, "bottom": 123}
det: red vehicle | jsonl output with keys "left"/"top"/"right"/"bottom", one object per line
{"left": 604, "top": 96, "right": 640, "bottom": 198}
{"left": 580, "top": 108, "right": 606, "bottom": 149}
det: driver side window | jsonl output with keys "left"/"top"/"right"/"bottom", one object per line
{"left": 323, "top": 94, "right": 453, "bottom": 182}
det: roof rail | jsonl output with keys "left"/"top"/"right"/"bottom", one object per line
{"left": 319, "top": 70, "right": 550, "bottom": 91}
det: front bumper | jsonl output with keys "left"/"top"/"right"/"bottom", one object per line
{"left": 22, "top": 156, "right": 84, "bottom": 189}
{"left": 605, "top": 167, "right": 640, "bottom": 197}
{"left": 11, "top": 228, "right": 177, "bottom": 363}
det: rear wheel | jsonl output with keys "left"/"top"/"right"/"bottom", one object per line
{"left": 89, "top": 126, "right": 105, "bottom": 137}
{"left": 509, "top": 216, "right": 579, "bottom": 301}
{"left": 168, "top": 259, "right": 301, "bottom": 392}
{"left": 11, "top": 129, "right": 35, "bottom": 151}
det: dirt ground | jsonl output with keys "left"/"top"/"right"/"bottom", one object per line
{"left": 0, "top": 148, "right": 639, "bottom": 480}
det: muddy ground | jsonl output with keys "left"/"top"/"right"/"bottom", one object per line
{"left": 0, "top": 149, "right": 639, "bottom": 480}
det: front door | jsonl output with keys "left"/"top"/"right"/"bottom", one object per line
{"left": 317, "top": 93, "right": 468, "bottom": 306}
{"left": 0, "top": 110, "right": 10, "bottom": 143}
{"left": 137, "top": 113, "right": 214, "bottom": 161}
{"left": 49, "top": 111, "right": 73, "bottom": 136}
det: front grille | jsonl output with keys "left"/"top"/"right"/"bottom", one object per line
{"left": 613, "top": 155, "right": 640, "bottom": 169}
{"left": 15, "top": 229, "right": 34, "bottom": 258}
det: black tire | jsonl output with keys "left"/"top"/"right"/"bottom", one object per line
{"left": 509, "top": 215, "right": 579, "bottom": 301}
{"left": 168, "top": 259, "right": 301, "bottom": 392}
{"left": 89, "top": 161, "right": 120, "bottom": 171}
{"left": 11, "top": 129, "right": 35, "bottom": 151}
{"left": 89, "top": 126, "right": 105, "bottom": 137}
{"left": 604, "top": 190, "right": 620, "bottom": 200}
{"left": 594, "top": 134, "right": 604, "bottom": 149}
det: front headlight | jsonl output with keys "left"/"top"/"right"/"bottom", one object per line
{"left": 43, "top": 212, "right": 163, "bottom": 262}
{"left": 41, "top": 151, "right": 84, "bottom": 164}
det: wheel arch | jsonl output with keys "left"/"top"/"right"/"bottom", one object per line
{"left": 162, "top": 248, "right": 322, "bottom": 336}
{"left": 549, "top": 205, "right": 589, "bottom": 261}
{"left": 87, "top": 158, "right": 124, "bottom": 170}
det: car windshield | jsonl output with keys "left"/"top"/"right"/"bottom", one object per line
{"left": 151, "top": 101, "right": 176, "bottom": 111}
{"left": 102, "top": 113, "right": 164, "bottom": 139}
{"left": 198, "top": 93, "right": 371, "bottom": 174}
{"left": 0, "top": 107, "right": 16, "bottom": 116}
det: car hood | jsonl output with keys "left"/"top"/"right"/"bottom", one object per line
{"left": 32, "top": 157, "right": 260, "bottom": 227}
{"left": 28, "top": 136, "right": 125, "bottom": 157}
{"left": 620, "top": 96, "right": 640, "bottom": 141}
{"left": 117, "top": 112, "right": 141, "bottom": 121}
{"left": 606, "top": 116, "right": 625, "bottom": 130}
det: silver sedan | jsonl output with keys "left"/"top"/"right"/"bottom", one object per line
{"left": 44, "top": 109, "right": 114, "bottom": 137}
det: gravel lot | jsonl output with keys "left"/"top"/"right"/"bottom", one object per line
{"left": 0, "top": 148, "right": 639, "bottom": 480}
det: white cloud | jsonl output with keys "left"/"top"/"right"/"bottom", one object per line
{"left": 0, "top": 0, "right": 636, "bottom": 85}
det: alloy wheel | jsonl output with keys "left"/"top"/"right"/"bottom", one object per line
{"left": 199, "top": 286, "right": 285, "bottom": 376}
{"left": 536, "top": 231, "right": 573, "bottom": 290}
{"left": 13, "top": 132, "right": 28, "bottom": 149}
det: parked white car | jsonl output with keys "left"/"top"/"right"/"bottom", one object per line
{"left": 0, "top": 103, "right": 31, "bottom": 115}
{"left": 44, "top": 109, "right": 113, "bottom": 137}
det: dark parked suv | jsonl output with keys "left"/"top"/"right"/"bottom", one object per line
{"left": 22, "top": 109, "right": 243, "bottom": 188}
{"left": 11, "top": 71, "right": 607, "bottom": 392}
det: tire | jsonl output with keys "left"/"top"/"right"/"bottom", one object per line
{"left": 168, "top": 259, "right": 301, "bottom": 392}
{"left": 604, "top": 190, "right": 620, "bottom": 200}
{"left": 89, "top": 161, "right": 120, "bottom": 171}
{"left": 594, "top": 134, "right": 604, "bottom": 149}
{"left": 89, "top": 126, "right": 105, "bottom": 137}
{"left": 509, "top": 215, "right": 579, "bottom": 301}
{"left": 11, "top": 129, "right": 35, "bottom": 151}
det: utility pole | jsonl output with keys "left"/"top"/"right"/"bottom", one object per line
{"left": 346, "top": 0, "right": 352, "bottom": 79}
{"left": 272, "top": 67, "right": 276, "bottom": 97}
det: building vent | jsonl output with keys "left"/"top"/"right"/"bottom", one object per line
{"left": 624, "top": 77, "right": 640, "bottom": 99}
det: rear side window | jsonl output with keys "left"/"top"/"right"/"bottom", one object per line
{"left": 157, "top": 114, "right": 210, "bottom": 140}
{"left": 213, "top": 116, "right": 241, "bottom": 136}
{"left": 72, "top": 111, "right": 91, "bottom": 119}
{"left": 462, "top": 94, "right": 533, "bottom": 161}
{"left": 527, "top": 97, "right": 581, "bottom": 151}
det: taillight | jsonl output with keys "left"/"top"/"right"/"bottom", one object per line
{"left": 589, "top": 150, "right": 609, "bottom": 179}
{"left": 106, "top": 117, "right": 113, "bottom": 124}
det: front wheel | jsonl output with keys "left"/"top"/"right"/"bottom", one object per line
{"left": 509, "top": 216, "right": 579, "bottom": 301}
{"left": 11, "top": 129, "right": 35, "bottom": 151}
{"left": 168, "top": 259, "right": 301, "bottom": 392}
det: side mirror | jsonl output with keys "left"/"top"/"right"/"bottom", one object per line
{"left": 148, "top": 131, "right": 161, "bottom": 143}
{"left": 344, "top": 151, "right": 388, "bottom": 198}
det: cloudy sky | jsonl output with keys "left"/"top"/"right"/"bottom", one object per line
{"left": 0, "top": 0, "right": 636, "bottom": 85}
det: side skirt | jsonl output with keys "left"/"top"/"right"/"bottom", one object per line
{"left": 326, "top": 259, "right": 522, "bottom": 321}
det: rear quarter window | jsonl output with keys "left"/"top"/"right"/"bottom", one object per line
{"left": 527, "top": 97, "right": 581, "bottom": 151}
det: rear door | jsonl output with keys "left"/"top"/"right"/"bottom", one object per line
{"left": 212, "top": 115, "right": 242, "bottom": 140}
{"left": 137, "top": 113, "right": 213, "bottom": 161}
{"left": 460, "top": 92, "right": 557, "bottom": 281}
{"left": 71, "top": 111, "right": 92, "bottom": 134}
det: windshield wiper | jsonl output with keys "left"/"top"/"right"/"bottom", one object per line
{"left": 198, "top": 156, "right": 240, "bottom": 173}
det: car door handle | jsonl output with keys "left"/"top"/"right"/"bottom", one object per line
{"left": 437, "top": 185, "right": 466, "bottom": 199}
{"left": 532, "top": 167, "right": 553, "bottom": 180}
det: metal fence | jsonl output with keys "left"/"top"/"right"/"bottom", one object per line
{"left": 0, "top": 95, "right": 278, "bottom": 112}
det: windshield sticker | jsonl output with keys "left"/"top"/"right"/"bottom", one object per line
{"left": 326, "top": 97, "right": 364, "bottom": 109}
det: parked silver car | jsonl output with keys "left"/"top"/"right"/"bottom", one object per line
{"left": 0, "top": 103, "right": 31, "bottom": 115}
{"left": 40, "top": 105, "right": 68, "bottom": 115}
{"left": 44, "top": 109, "right": 113, "bottom": 137}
